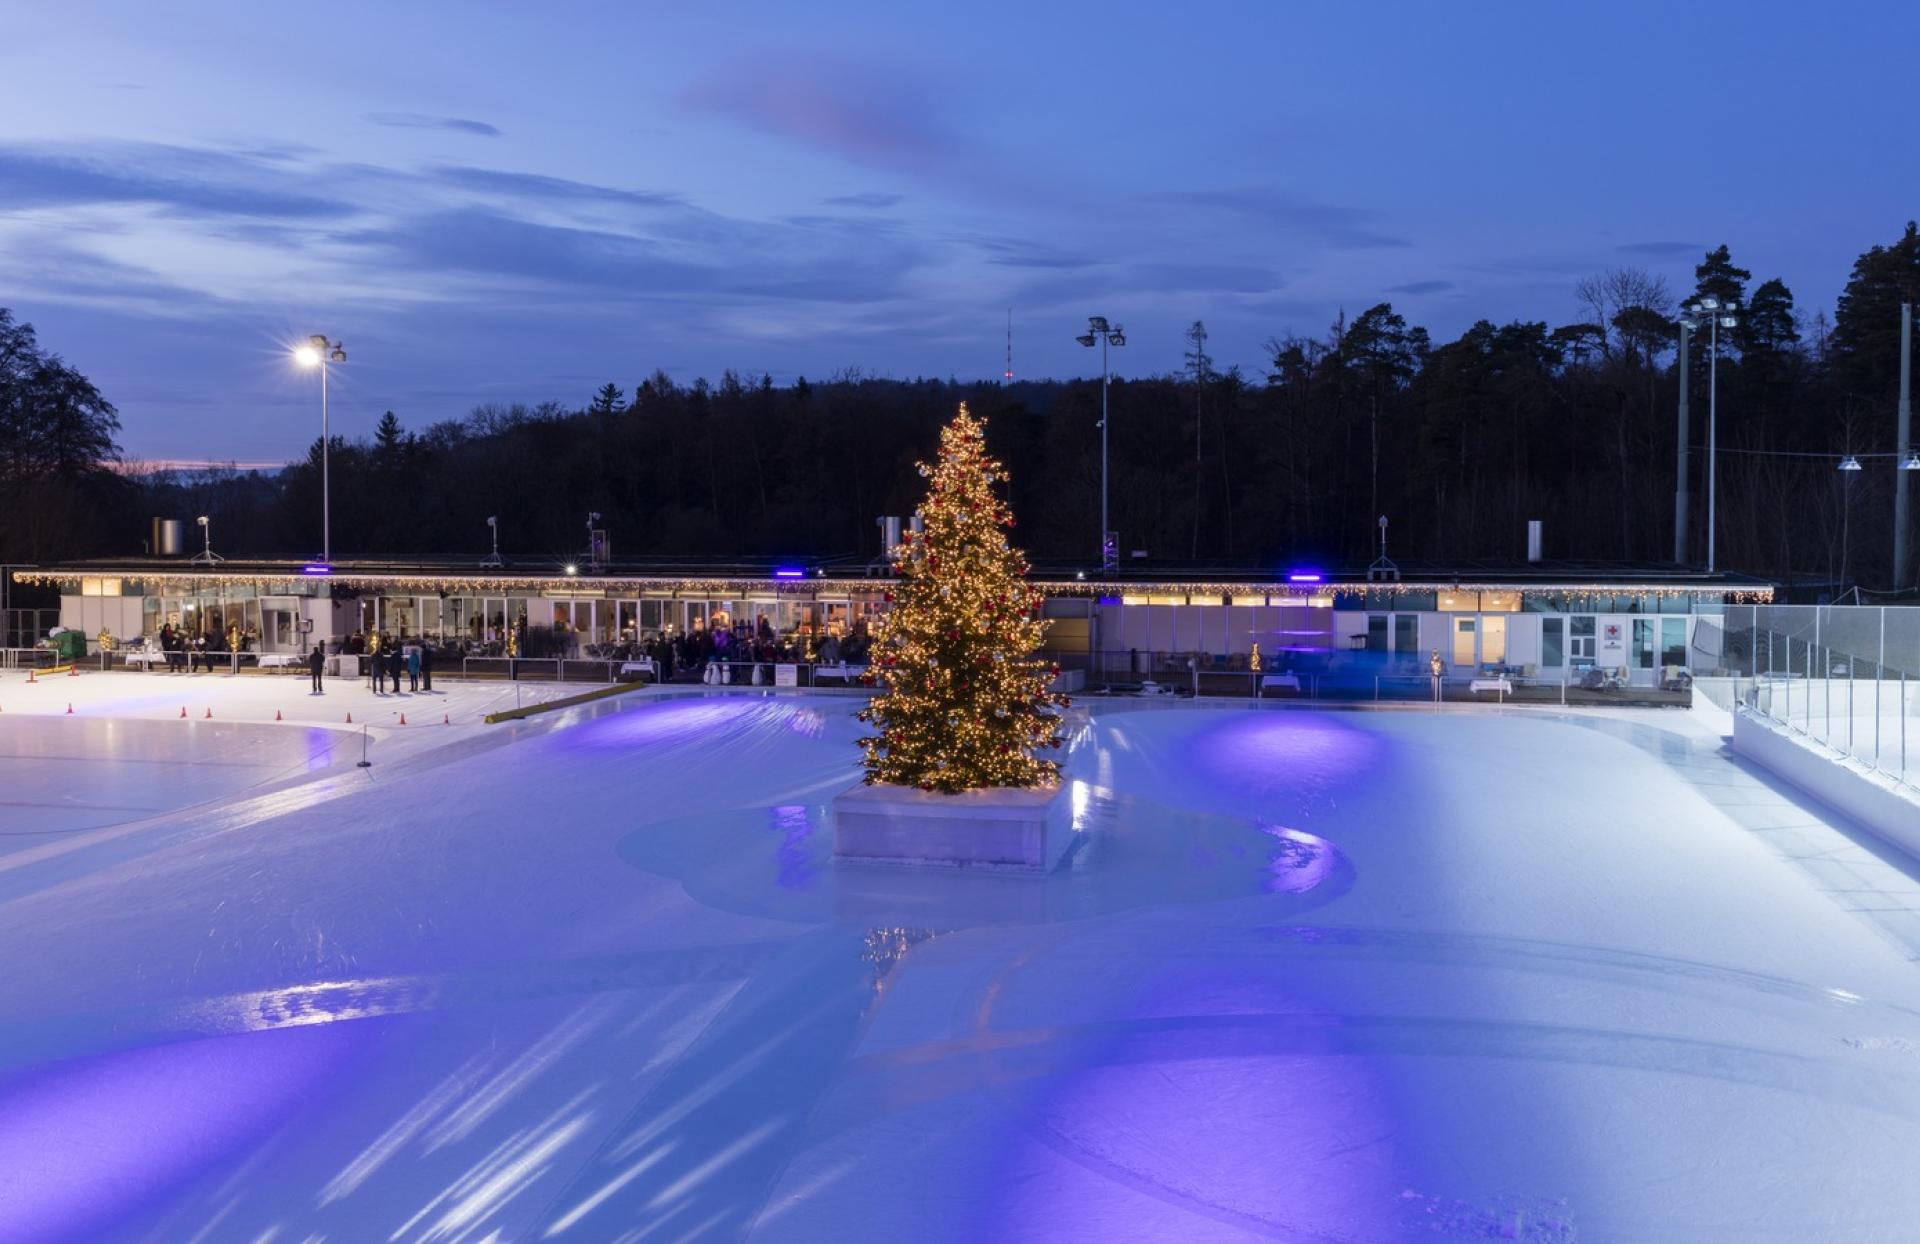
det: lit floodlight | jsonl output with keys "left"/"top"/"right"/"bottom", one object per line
{"left": 565, "top": 563, "right": 578, "bottom": 575}
{"left": 1903, "top": 454, "right": 1920, "bottom": 471}
{"left": 1698, "top": 296, "right": 1719, "bottom": 311}
{"left": 1838, "top": 456, "right": 1863, "bottom": 471}
{"left": 294, "top": 344, "right": 321, "bottom": 367}
{"left": 1075, "top": 333, "right": 1096, "bottom": 347}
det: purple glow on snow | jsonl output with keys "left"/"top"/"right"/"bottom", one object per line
{"left": 1185, "top": 713, "right": 1383, "bottom": 802}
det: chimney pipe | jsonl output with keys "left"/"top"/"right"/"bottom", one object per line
{"left": 1526, "top": 520, "right": 1543, "bottom": 563}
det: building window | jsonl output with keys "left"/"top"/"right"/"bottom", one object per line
{"left": 1438, "top": 590, "right": 1480, "bottom": 612}
{"left": 1393, "top": 614, "right": 1418, "bottom": 654}
{"left": 1569, "top": 615, "right": 1596, "bottom": 661}
{"left": 1366, "top": 615, "right": 1388, "bottom": 653}
{"left": 1542, "top": 617, "right": 1564, "bottom": 667}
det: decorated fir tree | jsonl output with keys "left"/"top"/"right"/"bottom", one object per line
{"left": 858, "top": 404, "right": 1067, "bottom": 793}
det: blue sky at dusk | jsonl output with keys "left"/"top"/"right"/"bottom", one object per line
{"left": 2, "top": 2, "right": 1914, "bottom": 462}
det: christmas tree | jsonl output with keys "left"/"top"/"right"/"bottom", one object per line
{"left": 858, "top": 404, "right": 1067, "bottom": 792}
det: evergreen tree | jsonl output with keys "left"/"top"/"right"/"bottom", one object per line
{"left": 1830, "top": 221, "right": 1920, "bottom": 396}
{"left": 373, "top": 410, "right": 405, "bottom": 454}
{"left": 857, "top": 404, "right": 1066, "bottom": 792}
{"left": 588, "top": 382, "right": 625, "bottom": 417}
{"left": 1692, "top": 244, "right": 1752, "bottom": 308}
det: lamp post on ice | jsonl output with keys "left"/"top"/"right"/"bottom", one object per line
{"left": 1075, "top": 316, "right": 1126, "bottom": 575}
{"left": 294, "top": 335, "right": 346, "bottom": 565}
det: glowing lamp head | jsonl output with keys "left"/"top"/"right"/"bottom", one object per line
{"left": 564, "top": 563, "right": 578, "bottom": 576}
{"left": 294, "top": 344, "right": 322, "bottom": 368}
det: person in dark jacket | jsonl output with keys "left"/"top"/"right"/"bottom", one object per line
{"left": 309, "top": 644, "right": 324, "bottom": 694}
{"left": 419, "top": 644, "right": 433, "bottom": 692}
{"left": 388, "top": 642, "right": 403, "bottom": 693}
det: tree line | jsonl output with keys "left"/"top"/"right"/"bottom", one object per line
{"left": 4, "top": 224, "right": 1918, "bottom": 599}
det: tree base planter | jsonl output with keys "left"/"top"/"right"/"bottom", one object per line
{"left": 832, "top": 780, "right": 1074, "bottom": 873}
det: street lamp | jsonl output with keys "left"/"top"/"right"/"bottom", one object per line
{"left": 1075, "top": 315, "right": 1125, "bottom": 574}
{"left": 1680, "top": 296, "right": 1738, "bottom": 573}
{"left": 295, "top": 334, "right": 346, "bottom": 565}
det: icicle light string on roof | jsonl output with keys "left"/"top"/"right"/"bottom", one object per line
{"left": 9, "top": 571, "right": 1771, "bottom": 604}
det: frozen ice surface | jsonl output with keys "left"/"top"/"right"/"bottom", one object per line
{"left": 4, "top": 685, "right": 1920, "bottom": 1241}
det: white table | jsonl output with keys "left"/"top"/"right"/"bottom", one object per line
{"left": 256, "top": 653, "right": 304, "bottom": 672}
{"left": 1260, "top": 673, "right": 1302, "bottom": 692}
{"left": 620, "top": 658, "right": 659, "bottom": 680}
{"left": 1469, "top": 677, "right": 1513, "bottom": 695}
{"left": 122, "top": 649, "right": 166, "bottom": 669}
{"left": 812, "top": 663, "right": 868, "bottom": 683}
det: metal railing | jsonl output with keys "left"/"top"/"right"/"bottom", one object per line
{"left": 1726, "top": 605, "right": 1917, "bottom": 791}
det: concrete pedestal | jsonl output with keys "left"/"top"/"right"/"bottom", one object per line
{"left": 832, "top": 780, "right": 1073, "bottom": 873}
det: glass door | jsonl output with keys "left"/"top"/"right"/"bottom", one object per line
{"left": 1480, "top": 616, "right": 1507, "bottom": 667}
{"left": 1451, "top": 617, "right": 1477, "bottom": 668}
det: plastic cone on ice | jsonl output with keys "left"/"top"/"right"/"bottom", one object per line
{"left": 68, "top": 665, "right": 79, "bottom": 678}
{"left": 442, "top": 713, "right": 449, "bottom": 725}
{"left": 180, "top": 706, "right": 188, "bottom": 718}
{"left": 204, "top": 707, "right": 212, "bottom": 719}
{"left": 345, "top": 712, "right": 352, "bottom": 724}
{"left": 398, "top": 713, "right": 407, "bottom": 725}
{"left": 275, "top": 710, "right": 282, "bottom": 721}
{"left": 66, "top": 702, "right": 74, "bottom": 715}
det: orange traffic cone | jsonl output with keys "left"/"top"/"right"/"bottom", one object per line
{"left": 275, "top": 710, "right": 283, "bottom": 722}
{"left": 68, "top": 665, "right": 79, "bottom": 678}
{"left": 180, "top": 706, "right": 188, "bottom": 718}
{"left": 398, "top": 713, "right": 407, "bottom": 725}
{"left": 66, "top": 702, "right": 74, "bottom": 715}
{"left": 442, "top": 713, "right": 450, "bottom": 725}
{"left": 204, "top": 707, "right": 212, "bottom": 719}
{"left": 345, "top": 712, "right": 353, "bottom": 724}
{"left": 26, "top": 669, "right": 36, "bottom": 684}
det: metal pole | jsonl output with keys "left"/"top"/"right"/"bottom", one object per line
{"left": 1707, "top": 315, "right": 1719, "bottom": 575}
{"left": 321, "top": 354, "right": 331, "bottom": 565}
{"left": 1675, "top": 320, "right": 1691, "bottom": 563}
{"left": 1100, "top": 335, "right": 1110, "bottom": 572}
{"left": 1896, "top": 302, "right": 1912, "bottom": 590}
{"left": 1876, "top": 607, "right": 1885, "bottom": 767}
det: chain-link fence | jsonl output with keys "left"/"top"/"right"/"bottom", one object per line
{"left": 1722, "top": 605, "right": 1919, "bottom": 791}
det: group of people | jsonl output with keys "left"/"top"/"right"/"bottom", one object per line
{"left": 153, "top": 621, "right": 252, "bottom": 673}
{"left": 639, "top": 617, "right": 871, "bottom": 681}
{"left": 358, "top": 634, "right": 433, "bottom": 695}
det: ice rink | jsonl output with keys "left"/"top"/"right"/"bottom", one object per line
{"left": 4, "top": 683, "right": 1920, "bottom": 1242}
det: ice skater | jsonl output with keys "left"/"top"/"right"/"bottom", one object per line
{"left": 388, "top": 644, "right": 403, "bottom": 694}
{"left": 308, "top": 644, "right": 324, "bottom": 694}
{"left": 419, "top": 643, "right": 433, "bottom": 692}
{"left": 406, "top": 643, "right": 420, "bottom": 692}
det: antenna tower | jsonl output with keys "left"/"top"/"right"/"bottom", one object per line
{"left": 1004, "top": 309, "right": 1014, "bottom": 382}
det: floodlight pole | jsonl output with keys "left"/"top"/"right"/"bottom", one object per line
{"left": 1076, "top": 316, "right": 1125, "bottom": 574}
{"left": 1674, "top": 320, "right": 1690, "bottom": 564}
{"left": 1897, "top": 301, "right": 1912, "bottom": 590}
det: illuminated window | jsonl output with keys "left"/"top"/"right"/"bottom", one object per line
{"left": 1438, "top": 590, "right": 1480, "bottom": 612}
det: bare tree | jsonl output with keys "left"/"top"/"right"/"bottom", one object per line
{"left": 1574, "top": 267, "right": 1673, "bottom": 356}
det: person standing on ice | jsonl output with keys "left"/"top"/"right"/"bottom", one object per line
{"left": 406, "top": 643, "right": 421, "bottom": 692}
{"left": 1429, "top": 648, "right": 1444, "bottom": 702}
{"left": 419, "top": 643, "right": 433, "bottom": 692}
{"left": 388, "top": 642, "right": 403, "bottom": 694}
{"left": 366, "top": 634, "right": 383, "bottom": 694}
{"left": 308, "top": 643, "right": 324, "bottom": 694}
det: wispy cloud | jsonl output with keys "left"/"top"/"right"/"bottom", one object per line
{"left": 1147, "top": 187, "right": 1411, "bottom": 250}
{"left": 367, "top": 112, "right": 502, "bottom": 138}
{"left": 682, "top": 55, "right": 960, "bottom": 170}
{"left": 1615, "top": 240, "right": 1702, "bottom": 257}
{"left": 0, "top": 142, "right": 350, "bottom": 219}
{"left": 1384, "top": 279, "right": 1453, "bottom": 295}
{"left": 821, "top": 192, "right": 903, "bottom": 209}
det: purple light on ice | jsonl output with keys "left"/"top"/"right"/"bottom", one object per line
{"left": 1186, "top": 714, "right": 1383, "bottom": 801}
{"left": 0, "top": 1023, "right": 366, "bottom": 1241}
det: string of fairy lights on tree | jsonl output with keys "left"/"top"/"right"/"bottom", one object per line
{"left": 857, "top": 404, "right": 1069, "bottom": 793}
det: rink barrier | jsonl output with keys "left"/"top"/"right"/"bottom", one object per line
{"left": 1733, "top": 709, "right": 1920, "bottom": 861}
